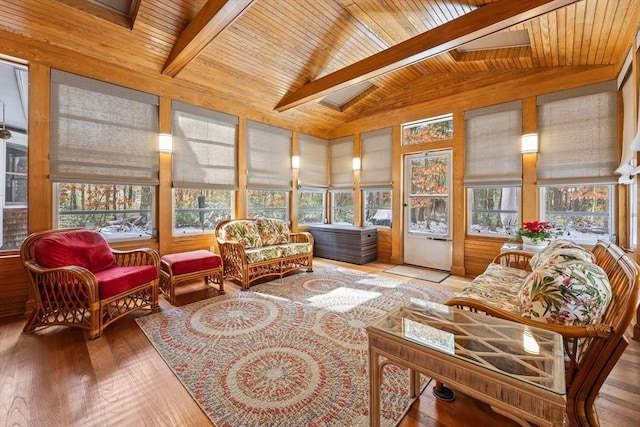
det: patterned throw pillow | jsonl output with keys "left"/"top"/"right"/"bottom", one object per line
{"left": 518, "top": 260, "right": 611, "bottom": 326}
{"left": 256, "top": 218, "right": 290, "bottom": 246}
{"left": 529, "top": 239, "right": 595, "bottom": 270}
{"left": 222, "top": 220, "right": 263, "bottom": 248}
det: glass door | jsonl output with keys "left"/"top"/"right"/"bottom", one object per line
{"left": 404, "top": 151, "right": 452, "bottom": 270}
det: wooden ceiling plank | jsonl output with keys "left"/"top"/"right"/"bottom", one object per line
{"left": 275, "top": 0, "right": 581, "bottom": 112}
{"left": 162, "top": 0, "right": 256, "bottom": 77}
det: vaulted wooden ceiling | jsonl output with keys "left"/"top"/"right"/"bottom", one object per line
{"left": 1, "top": 0, "right": 638, "bottom": 134}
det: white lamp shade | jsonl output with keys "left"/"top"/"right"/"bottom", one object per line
{"left": 352, "top": 157, "right": 361, "bottom": 171}
{"left": 291, "top": 155, "right": 300, "bottom": 169}
{"left": 159, "top": 133, "right": 173, "bottom": 153}
{"left": 521, "top": 133, "right": 538, "bottom": 153}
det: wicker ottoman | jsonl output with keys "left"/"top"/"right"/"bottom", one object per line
{"left": 160, "top": 250, "right": 223, "bottom": 304}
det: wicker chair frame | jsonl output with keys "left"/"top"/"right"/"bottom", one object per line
{"left": 440, "top": 240, "right": 640, "bottom": 427}
{"left": 20, "top": 228, "right": 160, "bottom": 340}
{"left": 214, "top": 219, "right": 313, "bottom": 290}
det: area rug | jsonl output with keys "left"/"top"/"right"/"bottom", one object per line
{"left": 385, "top": 264, "right": 451, "bottom": 283}
{"left": 136, "top": 266, "right": 454, "bottom": 427}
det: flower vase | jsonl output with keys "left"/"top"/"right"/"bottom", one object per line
{"left": 521, "top": 236, "right": 549, "bottom": 252}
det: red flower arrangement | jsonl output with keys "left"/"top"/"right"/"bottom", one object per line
{"left": 518, "top": 221, "right": 554, "bottom": 242}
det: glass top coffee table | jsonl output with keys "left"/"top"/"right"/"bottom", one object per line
{"left": 367, "top": 299, "right": 566, "bottom": 427}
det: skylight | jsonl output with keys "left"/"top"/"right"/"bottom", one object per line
{"left": 320, "top": 81, "right": 375, "bottom": 112}
{"left": 457, "top": 29, "right": 530, "bottom": 52}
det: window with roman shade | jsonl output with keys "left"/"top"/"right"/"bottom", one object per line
{"left": 537, "top": 81, "right": 618, "bottom": 185}
{"left": 172, "top": 101, "right": 238, "bottom": 190}
{"left": 330, "top": 136, "right": 354, "bottom": 189}
{"left": 360, "top": 127, "right": 392, "bottom": 189}
{"left": 246, "top": 120, "right": 292, "bottom": 190}
{"left": 50, "top": 69, "right": 159, "bottom": 185}
{"left": 298, "top": 133, "right": 329, "bottom": 189}
{"left": 616, "top": 49, "right": 637, "bottom": 180}
{"left": 464, "top": 100, "right": 522, "bottom": 187}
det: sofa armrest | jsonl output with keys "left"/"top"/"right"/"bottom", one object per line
{"left": 492, "top": 251, "right": 533, "bottom": 271}
{"left": 24, "top": 261, "right": 100, "bottom": 303}
{"left": 112, "top": 248, "right": 160, "bottom": 268}
{"left": 290, "top": 232, "right": 314, "bottom": 246}
{"left": 444, "top": 296, "right": 612, "bottom": 339}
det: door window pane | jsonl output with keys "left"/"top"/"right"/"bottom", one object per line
{"left": 408, "top": 154, "right": 450, "bottom": 236}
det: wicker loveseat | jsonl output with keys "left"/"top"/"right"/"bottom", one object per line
{"left": 214, "top": 218, "right": 313, "bottom": 290}
{"left": 441, "top": 239, "right": 640, "bottom": 426}
{"left": 20, "top": 228, "right": 160, "bottom": 340}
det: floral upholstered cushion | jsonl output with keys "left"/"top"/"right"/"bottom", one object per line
{"left": 222, "top": 220, "right": 263, "bottom": 248}
{"left": 279, "top": 242, "right": 312, "bottom": 257}
{"left": 256, "top": 218, "right": 291, "bottom": 246}
{"left": 460, "top": 263, "right": 529, "bottom": 313}
{"left": 245, "top": 246, "right": 283, "bottom": 264}
{"left": 530, "top": 239, "right": 595, "bottom": 270}
{"left": 519, "top": 260, "right": 611, "bottom": 326}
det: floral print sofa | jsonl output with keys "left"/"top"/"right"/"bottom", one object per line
{"left": 455, "top": 239, "right": 612, "bottom": 326}
{"left": 214, "top": 218, "right": 313, "bottom": 290}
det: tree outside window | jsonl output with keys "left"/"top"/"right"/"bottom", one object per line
{"left": 468, "top": 187, "right": 520, "bottom": 237}
{"left": 247, "top": 190, "right": 288, "bottom": 221}
{"left": 331, "top": 191, "right": 353, "bottom": 224}
{"left": 402, "top": 114, "right": 453, "bottom": 145}
{"left": 541, "top": 185, "right": 613, "bottom": 243}
{"left": 363, "top": 190, "right": 391, "bottom": 227}
{"left": 57, "top": 183, "right": 155, "bottom": 239}
{"left": 174, "top": 189, "right": 232, "bottom": 234}
{"left": 298, "top": 190, "right": 325, "bottom": 224}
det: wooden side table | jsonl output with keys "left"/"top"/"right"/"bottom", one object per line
{"left": 367, "top": 300, "right": 566, "bottom": 427}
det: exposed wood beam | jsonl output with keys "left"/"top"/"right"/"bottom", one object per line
{"left": 275, "top": 0, "right": 580, "bottom": 112}
{"left": 162, "top": 0, "right": 256, "bottom": 77}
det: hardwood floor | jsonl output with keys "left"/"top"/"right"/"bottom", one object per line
{"left": 1, "top": 258, "right": 638, "bottom": 426}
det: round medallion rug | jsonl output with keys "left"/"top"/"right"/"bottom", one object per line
{"left": 137, "top": 266, "right": 454, "bottom": 427}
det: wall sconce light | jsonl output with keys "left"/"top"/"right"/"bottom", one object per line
{"left": 352, "top": 157, "right": 361, "bottom": 171}
{"left": 291, "top": 155, "right": 300, "bottom": 170}
{"left": 158, "top": 133, "right": 173, "bottom": 153}
{"left": 521, "top": 133, "right": 538, "bottom": 154}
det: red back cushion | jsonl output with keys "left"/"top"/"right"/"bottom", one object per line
{"left": 34, "top": 230, "right": 116, "bottom": 273}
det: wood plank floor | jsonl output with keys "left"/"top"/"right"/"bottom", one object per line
{"left": 1, "top": 258, "right": 638, "bottom": 426}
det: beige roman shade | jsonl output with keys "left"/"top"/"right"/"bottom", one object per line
{"left": 330, "top": 135, "right": 354, "bottom": 189}
{"left": 360, "top": 127, "right": 392, "bottom": 189}
{"left": 246, "top": 120, "right": 292, "bottom": 190}
{"left": 298, "top": 133, "right": 329, "bottom": 189}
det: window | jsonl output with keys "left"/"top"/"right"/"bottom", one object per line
{"left": 464, "top": 101, "right": 522, "bottom": 237}
{"left": 541, "top": 185, "right": 613, "bottom": 243}
{"left": 468, "top": 188, "right": 520, "bottom": 236}
{"left": 0, "top": 61, "right": 28, "bottom": 251}
{"left": 50, "top": 70, "right": 159, "bottom": 240}
{"left": 172, "top": 101, "right": 238, "bottom": 234}
{"left": 298, "top": 190, "right": 325, "bottom": 224}
{"left": 402, "top": 114, "right": 453, "bottom": 145}
{"left": 56, "top": 183, "right": 155, "bottom": 239}
{"left": 331, "top": 191, "right": 353, "bottom": 224}
{"left": 361, "top": 128, "right": 392, "bottom": 227}
{"left": 247, "top": 190, "right": 288, "bottom": 221}
{"left": 363, "top": 190, "right": 391, "bottom": 227}
{"left": 174, "top": 189, "right": 233, "bottom": 234}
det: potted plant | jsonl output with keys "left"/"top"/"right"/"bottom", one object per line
{"left": 517, "top": 221, "right": 555, "bottom": 249}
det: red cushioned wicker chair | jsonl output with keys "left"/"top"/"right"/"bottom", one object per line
{"left": 20, "top": 228, "right": 160, "bottom": 339}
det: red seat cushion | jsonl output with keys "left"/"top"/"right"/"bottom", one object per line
{"left": 34, "top": 229, "right": 116, "bottom": 273}
{"left": 94, "top": 266, "right": 158, "bottom": 300}
{"left": 161, "top": 250, "right": 222, "bottom": 276}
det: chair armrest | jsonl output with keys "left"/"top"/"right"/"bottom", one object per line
{"left": 112, "top": 248, "right": 160, "bottom": 267}
{"left": 444, "top": 296, "right": 612, "bottom": 339}
{"left": 217, "top": 239, "right": 248, "bottom": 265}
{"left": 492, "top": 251, "right": 534, "bottom": 271}
{"left": 24, "top": 261, "right": 100, "bottom": 302}
{"left": 290, "top": 232, "right": 314, "bottom": 245}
